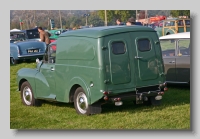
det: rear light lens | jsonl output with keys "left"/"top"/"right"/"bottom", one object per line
{"left": 103, "top": 91, "right": 109, "bottom": 95}
{"left": 51, "top": 45, "right": 56, "bottom": 51}
{"left": 164, "top": 87, "right": 168, "bottom": 91}
{"left": 104, "top": 96, "right": 109, "bottom": 101}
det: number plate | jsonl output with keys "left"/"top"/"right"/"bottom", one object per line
{"left": 27, "top": 49, "right": 39, "bottom": 53}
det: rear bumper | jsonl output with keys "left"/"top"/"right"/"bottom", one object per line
{"left": 17, "top": 53, "right": 44, "bottom": 60}
{"left": 102, "top": 83, "right": 167, "bottom": 104}
{"left": 107, "top": 90, "right": 163, "bottom": 102}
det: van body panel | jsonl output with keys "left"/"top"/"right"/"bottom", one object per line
{"left": 17, "top": 25, "right": 166, "bottom": 114}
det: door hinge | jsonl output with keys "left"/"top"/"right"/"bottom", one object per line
{"left": 159, "top": 72, "right": 165, "bottom": 76}
{"left": 104, "top": 79, "right": 110, "bottom": 84}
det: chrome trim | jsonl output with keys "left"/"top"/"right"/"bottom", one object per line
{"left": 166, "top": 81, "right": 189, "bottom": 84}
{"left": 18, "top": 53, "right": 44, "bottom": 58}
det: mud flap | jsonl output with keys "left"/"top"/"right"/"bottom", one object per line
{"left": 149, "top": 96, "right": 162, "bottom": 106}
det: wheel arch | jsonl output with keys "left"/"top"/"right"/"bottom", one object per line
{"left": 67, "top": 77, "right": 91, "bottom": 104}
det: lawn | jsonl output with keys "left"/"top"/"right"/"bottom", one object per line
{"left": 10, "top": 62, "right": 190, "bottom": 129}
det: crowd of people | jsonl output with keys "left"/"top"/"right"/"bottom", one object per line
{"left": 37, "top": 17, "right": 143, "bottom": 47}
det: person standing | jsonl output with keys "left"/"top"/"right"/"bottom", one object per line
{"left": 116, "top": 19, "right": 125, "bottom": 25}
{"left": 37, "top": 27, "right": 51, "bottom": 46}
{"left": 126, "top": 17, "right": 136, "bottom": 26}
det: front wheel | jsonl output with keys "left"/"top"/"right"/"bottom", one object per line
{"left": 20, "top": 81, "right": 41, "bottom": 106}
{"left": 74, "top": 87, "right": 89, "bottom": 115}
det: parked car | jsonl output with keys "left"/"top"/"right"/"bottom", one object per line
{"left": 155, "top": 18, "right": 190, "bottom": 37}
{"left": 48, "top": 29, "right": 67, "bottom": 42}
{"left": 159, "top": 32, "right": 190, "bottom": 85}
{"left": 16, "top": 25, "right": 167, "bottom": 115}
{"left": 22, "top": 28, "right": 40, "bottom": 41}
{"left": 10, "top": 30, "right": 47, "bottom": 64}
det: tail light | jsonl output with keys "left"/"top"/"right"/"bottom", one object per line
{"left": 104, "top": 96, "right": 109, "bottom": 101}
{"left": 103, "top": 91, "right": 109, "bottom": 95}
{"left": 164, "top": 87, "right": 168, "bottom": 91}
{"left": 51, "top": 45, "right": 57, "bottom": 51}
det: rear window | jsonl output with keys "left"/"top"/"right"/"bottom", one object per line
{"left": 137, "top": 39, "right": 151, "bottom": 52}
{"left": 111, "top": 41, "right": 126, "bottom": 55}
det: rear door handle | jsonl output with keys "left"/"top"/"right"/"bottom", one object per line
{"left": 169, "top": 61, "right": 175, "bottom": 63}
{"left": 135, "top": 56, "right": 143, "bottom": 59}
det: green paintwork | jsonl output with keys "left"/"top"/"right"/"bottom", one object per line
{"left": 17, "top": 25, "right": 165, "bottom": 105}
{"left": 48, "top": 29, "right": 65, "bottom": 40}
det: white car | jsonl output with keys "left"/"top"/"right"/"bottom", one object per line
{"left": 159, "top": 32, "right": 190, "bottom": 85}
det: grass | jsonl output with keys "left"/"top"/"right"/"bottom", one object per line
{"left": 10, "top": 61, "right": 190, "bottom": 130}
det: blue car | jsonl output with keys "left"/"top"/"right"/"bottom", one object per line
{"left": 10, "top": 30, "right": 46, "bottom": 64}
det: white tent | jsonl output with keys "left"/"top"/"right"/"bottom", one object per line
{"left": 10, "top": 28, "right": 21, "bottom": 32}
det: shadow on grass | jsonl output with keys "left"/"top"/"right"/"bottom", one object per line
{"left": 40, "top": 100, "right": 74, "bottom": 109}
{"left": 37, "top": 86, "right": 190, "bottom": 115}
{"left": 101, "top": 86, "right": 190, "bottom": 114}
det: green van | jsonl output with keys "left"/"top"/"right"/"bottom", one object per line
{"left": 17, "top": 25, "right": 167, "bottom": 115}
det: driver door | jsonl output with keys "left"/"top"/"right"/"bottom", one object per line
{"left": 35, "top": 44, "right": 56, "bottom": 99}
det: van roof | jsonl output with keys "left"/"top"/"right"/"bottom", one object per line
{"left": 59, "top": 25, "right": 156, "bottom": 38}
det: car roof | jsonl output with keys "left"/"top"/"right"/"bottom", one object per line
{"left": 159, "top": 32, "right": 190, "bottom": 40}
{"left": 59, "top": 25, "right": 155, "bottom": 38}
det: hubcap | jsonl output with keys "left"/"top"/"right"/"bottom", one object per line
{"left": 76, "top": 92, "right": 88, "bottom": 114}
{"left": 22, "top": 86, "right": 32, "bottom": 105}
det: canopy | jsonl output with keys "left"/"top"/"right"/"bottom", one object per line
{"left": 10, "top": 28, "right": 21, "bottom": 32}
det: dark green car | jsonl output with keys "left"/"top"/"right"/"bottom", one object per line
{"left": 48, "top": 29, "right": 67, "bottom": 42}
{"left": 155, "top": 18, "right": 190, "bottom": 38}
{"left": 16, "top": 25, "right": 167, "bottom": 115}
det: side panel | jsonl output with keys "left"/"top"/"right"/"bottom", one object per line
{"left": 176, "top": 56, "right": 190, "bottom": 82}
{"left": 55, "top": 37, "right": 104, "bottom": 104}
{"left": 162, "top": 57, "right": 176, "bottom": 81}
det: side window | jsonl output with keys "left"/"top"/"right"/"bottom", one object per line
{"left": 160, "top": 39, "right": 176, "bottom": 56}
{"left": 178, "top": 20, "right": 184, "bottom": 26}
{"left": 185, "top": 20, "right": 190, "bottom": 25}
{"left": 178, "top": 39, "right": 190, "bottom": 56}
{"left": 137, "top": 39, "right": 151, "bottom": 52}
{"left": 111, "top": 41, "right": 126, "bottom": 55}
{"left": 170, "top": 21, "right": 175, "bottom": 26}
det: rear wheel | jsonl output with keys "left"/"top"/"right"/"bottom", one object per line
{"left": 166, "top": 32, "right": 170, "bottom": 35}
{"left": 74, "top": 87, "right": 89, "bottom": 115}
{"left": 20, "top": 81, "right": 41, "bottom": 106}
{"left": 10, "top": 57, "right": 17, "bottom": 65}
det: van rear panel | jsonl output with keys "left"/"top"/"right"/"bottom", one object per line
{"left": 103, "top": 31, "right": 165, "bottom": 93}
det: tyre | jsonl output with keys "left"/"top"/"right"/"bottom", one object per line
{"left": 20, "top": 81, "right": 41, "bottom": 106}
{"left": 10, "top": 57, "right": 18, "bottom": 65}
{"left": 74, "top": 87, "right": 89, "bottom": 115}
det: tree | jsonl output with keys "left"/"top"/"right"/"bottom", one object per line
{"left": 98, "top": 10, "right": 136, "bottom": 25}
{"left": 170, "top": 10, "right": 190, "bottom": 18}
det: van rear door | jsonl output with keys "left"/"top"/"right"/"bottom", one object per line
{"left": 104, "top": 33, "right": 136, "bottom": 90}
{"left": 130, "top": 31, "right": 164, "bottom": 87}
